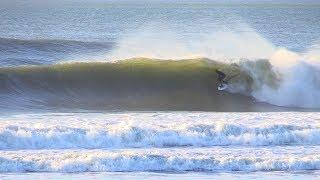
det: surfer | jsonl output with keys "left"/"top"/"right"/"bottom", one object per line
{"left": 216, "top": 70, "right": 229, "bottom": 91}
{"left": 215, "top": 70, "right": 239, "bottom": 90}
{"left": 216, "top": 70, "right": 227, "bottom": 84}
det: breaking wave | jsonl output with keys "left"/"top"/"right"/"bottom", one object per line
{"left": 1, "top": 121, "right": 320, "bottom": 149}
{"left": 0, "top": 111, "right": 319, "bottom": 173}
{"left": 0, "top": 147, "right": 319, "bottom": 172}
{"left": 0, "top": 56, "right": 319, "bottom": 111}
{"left": 0, "top": 58, "right": 254, "bottom": 111}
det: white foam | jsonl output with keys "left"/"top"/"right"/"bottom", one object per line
{"left": 246, "top": 47, "right": 320, "bottom": 108}
{"left": 0, "top": 146, "right": 319, "bottom": 172}
{"left": 0, "top": 112, "right": 320, "bottom": 173}
{"left": 1, "top": 112, "right": 320, "bottom": 149}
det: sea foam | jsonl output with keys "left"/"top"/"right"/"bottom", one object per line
{"left": 0, "top": 147, "right": 319, "bottom": 172}
{"left": 1, "top": 112, "right": 319, "bottom": 149}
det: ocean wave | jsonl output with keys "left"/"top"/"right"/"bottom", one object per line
{"left": 0, "top": 37, "right": 112, "bottom": 51}
{"left": 0, "top": 58, "right": 319, "bottom": 110}
{"left": 1, "top": 118, "right": 320, "bottom": 149}
{"left": 0, "top": 58, "right": 260, "bottom": 111}
{"left": 0, "top": 37, "right": 113, "bottom": 66}
{"left": 0, "top": 147, "right": 319, "bottom": 172}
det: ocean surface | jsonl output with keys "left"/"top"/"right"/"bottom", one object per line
{"left": 0, "top": 0, "right": 320, "bottom": 179}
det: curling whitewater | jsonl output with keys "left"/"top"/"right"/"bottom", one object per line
{"left": 0, "top": 112, "right": 320, "bottom": 173}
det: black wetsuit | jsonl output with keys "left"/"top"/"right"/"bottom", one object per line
{"left": 216, "top": 70, "right": 227, "bottom": 84}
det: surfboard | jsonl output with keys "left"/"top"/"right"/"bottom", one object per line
{"left": 218, "top": 83, "right": 228, "bottom": 91}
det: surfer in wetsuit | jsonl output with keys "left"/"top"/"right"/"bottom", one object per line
{"left": 216, "top": 70, "right": 227, "bottom": 84}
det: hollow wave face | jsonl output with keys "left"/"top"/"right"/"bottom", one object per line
{"left": 0, "top": 57, "right": 319, "bottom": 111}
{"left": 0, "top": 58, "right": 256, "bottom": 111}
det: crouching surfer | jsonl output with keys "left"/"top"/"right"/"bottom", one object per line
{"left": 216, "top": 70, "right": 228, "bottom": 90}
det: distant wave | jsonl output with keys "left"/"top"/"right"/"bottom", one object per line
{"left": 0, "top": 37, "right": 113, "bottom": 66}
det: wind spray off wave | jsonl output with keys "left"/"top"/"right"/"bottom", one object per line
{"left": 105, "top": 22, "right": 320, "bottom": 109}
